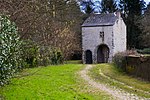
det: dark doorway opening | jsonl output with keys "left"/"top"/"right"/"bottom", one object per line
{"left": 85, "top": 50, "right": 93, "bottom": 64}
{"left": 97, "top": 44, "right": 109, "bottom": 63}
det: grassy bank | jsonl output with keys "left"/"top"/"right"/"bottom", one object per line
{"left": 0, "top": 64, "right": 111, "bottom": 100}
{"left": 89, "top": 64, "right": 150, "bottom": 98}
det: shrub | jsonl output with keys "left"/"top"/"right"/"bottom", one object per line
{"left": 125, "top": 49, "right": 139, "bottom": 55}
{"left": 71, "top": 50, "right": 82, "bottom": 60}
{"left": 50, "top": 48, "right": 63, "bottom": 65}
{"left": 113, "top": 52, "right": 127, "bottom": 71}
{"left": 21, "top": 42, "right": 63, "bottom": 67}
{"left": 39, "top": 46, "right": 51, "bottom": 66}
{"left": 39, "top": 47, "right": 63, "bottom": 66}
{"left": 0, "top": 15, "right": 22, "bottom": 86}
{"left": 113, "top": 50, "right": 140, "bottom": 71}
{"left": 137, "top": 48, "right": 150, "bottom": 54}
{"left": 21, "top": 40, "right": 39, "bottom": 68}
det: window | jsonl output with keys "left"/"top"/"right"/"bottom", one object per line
{"left": 100, "top": 31, "right": 104, "bottom": 42}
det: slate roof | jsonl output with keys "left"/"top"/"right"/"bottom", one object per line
{"left": 82, "top": 13, "right": 118, "bottom": 27}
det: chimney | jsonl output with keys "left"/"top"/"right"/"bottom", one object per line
{"left": 115, "top": 11, "right": 121, "bottom": 19}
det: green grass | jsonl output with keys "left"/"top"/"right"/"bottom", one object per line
{"left": 65, "top": 60, "right": 82, "bottom": 64}
{"left": 89, "top": 64, "right": 150, "bottom": 98}
{"left": 0, "top": 64, "right": 112, "bottom": 100}
{"left": 144, "top": 54, "right": 150, "bottom": 56}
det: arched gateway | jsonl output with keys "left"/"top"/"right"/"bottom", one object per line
{"left": 97, "top": 45, "right": 109, "bottom": 63}
{"left": 85, "top": 50, "right": 93, "bottom": 64}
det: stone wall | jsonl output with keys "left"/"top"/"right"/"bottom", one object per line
{"left": 82, "top": 16, "right": 126, "bottom": 64}
{"left": 113, "top": 18, "right": 126, "bottom": 55}
{"left": 126, "top": 56, "right": 150, "bottom": 81}
{"left": 82, "top": 26, "right": 113, "bottom": 63}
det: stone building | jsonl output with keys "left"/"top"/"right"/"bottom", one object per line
{"left": 82, "top": 12, "right": 126, "bottom": 64}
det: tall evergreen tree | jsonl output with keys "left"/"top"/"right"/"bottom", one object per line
{"left": 79, "top": 0, "right": 94, "bottom": 14}
{"left": 119, "top": 0, "right": 146, "bottom": 48}
{"left": 138, "top": 3, "right": 150, "bottom": 48}
{"left": 101, "top": 0, "right": 118, "bottom": 13}
{"left": 79, "top": 0, "right": 101, "bottom": 14}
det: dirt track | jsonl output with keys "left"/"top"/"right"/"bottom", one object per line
{"left": 79, "top": 65, "right": 147, "bottom": 100}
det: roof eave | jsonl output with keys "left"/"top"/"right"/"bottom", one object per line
{"left": 82, "top": 24, "right": 114, "bottom": 27}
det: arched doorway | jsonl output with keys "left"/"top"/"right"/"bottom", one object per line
{"left": 97, "top": 44, "right": 109, "bottom": 63}
{"left": 85, "top": 50, "right": 93, "bottom": 64}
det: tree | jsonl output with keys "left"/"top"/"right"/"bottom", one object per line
{"left": 79, "top": 0, "right": 94, "bottom": 14}
{"left": 79, "top": 0, "right": 101, "bottom": 14}
{"left": 101, "top": 0, "right": 118, "bottom": 13}
{"left": 0, "top": 0, "right": 83, "bottom": 60}
{"left": 0, "top": 15, "right": 22, "bottom": 86}
{"left": 119, "top": 0, "right": 146, "bottom": 48}
{"left": 138, "top": 3, "right": 150, "bottom": 47}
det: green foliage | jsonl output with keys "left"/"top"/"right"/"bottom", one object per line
{"left": 138, "top": 5, "right": 150, "bottom": 48}
{"left": 0, "top": 15, "right": 22, "bottom": 86}
{"left": 21, "top": 40, "right": 39, "bottom": 68}
{"left": 137, "top": 48, "right": 150, "bottom": 54}
{"left": 101, "top": 0, "right": 118, "bottom": 13}
{"left": 79, "top": 1, "right": 94, "bottom": 14}
{"left": 39, "top": 47, "right": 63, "bottom": 66}
{"left": 119, "top": 0, "right": 146, "bottom": 48}
{"left": 113, "top": 52, "right": 127, "bottom": 71}
{"left": 126, "top": 66, "right": 135, "bottom": 73}
{"left": 39, "top": 46, "right": 51, "bottom": 66}
{"left": 21, "top": 41, "right": 64, "bottom": 67}
{"left": 50, "top": 48, "right": 63, "bottom": 65}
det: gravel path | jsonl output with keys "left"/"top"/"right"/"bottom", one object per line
{"left": 79, "top": 65, "right": 148, "bottom": 100}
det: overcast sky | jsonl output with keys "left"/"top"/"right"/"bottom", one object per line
{"left": 145, "top": 0, "right": 150, "bottom": 4}
{"left": 116, "top": 0, "right": 149, "bottom": 4}
{"left": 90, "top": 0, "right": 150, "bottom": 4}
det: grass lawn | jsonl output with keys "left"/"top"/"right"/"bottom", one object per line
{"left": 144, "top": 54, "right": 150, "bottom": 56}
{"left": 89, "top": 64, "right": 150, "bottom": 98}
{"left": 0, "top": 64, "right": 111, "bottom": 100}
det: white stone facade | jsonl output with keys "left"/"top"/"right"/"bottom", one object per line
{"left": 113, "top": 18, "right": 126, "bottom": 55}
{"left": 82, "top": 13, "right": 126, "bottom": 64}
